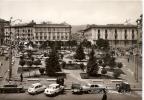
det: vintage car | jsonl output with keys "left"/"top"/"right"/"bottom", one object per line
{"left": 0, "top": 84, "right": 25, "bottom": 93}
{"left": 81, "top": 83, "right": 106, "bottom": 94}
{"left": 116, "top": 82, "right": 131, "bottom": 93}
{"left": 44, "top": 83, "right": 64, "bottom": 96}
{"left": 71, "top": 83, "right": 83, "bottom": 94}
{"left": 28, "top": 83, "right": 46, "bottom": 95}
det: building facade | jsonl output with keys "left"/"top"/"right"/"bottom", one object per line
{"left": 0, "top": 18, "right": 9, "bottom": 45}
{"left": 4, "top": 21, "right": 71, "bottom": 45}
{"left": 83, "top": 24, "right": 138, "bottom": 48}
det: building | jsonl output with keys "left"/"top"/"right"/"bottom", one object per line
{"left": 0, "top": 18, "right": 9, "bottom": 45}
{"left": 83, "top": 24, "right": 138, "bottom": 48}
{"left": 4, "top": 21, "right": 71, "bottom": 45}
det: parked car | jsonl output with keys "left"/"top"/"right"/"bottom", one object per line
{"left": 81, "top": 83, "right": 106, "bottom": 94}
{"left": 44, "top": 84, "right": 64, "bottom": 96}
{"left": 71, "top": 83, "right": 83, "bottom": 94}
{"left": 0, "top": 84, "right": 25, "bottom": 93}
{"left": 116, "top": 82, "right": 131, "bottom": 93}
{"left": 28, "top": 83, "right": 46, "bottom": 95}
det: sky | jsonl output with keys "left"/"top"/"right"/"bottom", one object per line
{"left": 0, "top": 0, "right": 142, "bottom": 25}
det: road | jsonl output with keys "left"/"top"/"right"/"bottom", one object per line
{"left": 0, "top": 56, "right": 9, "bottom": 79}
{"left": 0, "top": 92, "right": 141, "bottom": 100}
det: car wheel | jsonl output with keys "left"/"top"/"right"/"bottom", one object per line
{"left": 88, "top": 90, "right": 92, "bottom": 94}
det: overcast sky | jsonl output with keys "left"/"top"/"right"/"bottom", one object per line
{"left": 0, "top": 0, "right": 142, "bottom": 25}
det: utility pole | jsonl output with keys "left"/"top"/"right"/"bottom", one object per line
{"left": 135, "top": 14, "right": 142, "bottom": 83}
{"left": 8, "top": 17, "right": 22, "bottom": 81}
{"left": 9, "top": 17, "right": 13, "bottom": 81}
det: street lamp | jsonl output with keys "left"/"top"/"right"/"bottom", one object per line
{"left": 9, "top": 17, "right": 22, "bottom": 81}
{"left": 135, "top": 15, "right": 142, "bottom": 83}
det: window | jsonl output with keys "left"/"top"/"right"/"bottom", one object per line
{"left": 53, "top": 36, "right": 55, "bottom": 40}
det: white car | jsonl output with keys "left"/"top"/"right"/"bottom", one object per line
{"left": 44, "top": 84, "right": 64, "bottom": 96}
{"left": 28, "top": 83, "right": 46, "bottom": 94}
{"left": 82, "top": 83, "right": 106, "bottom": 94}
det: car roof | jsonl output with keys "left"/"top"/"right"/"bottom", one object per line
{"left": 49, "top": 84, "right": 59, "bottom": 87}
{"left": 32, "top": 83, "right": 42, "bottom": 86}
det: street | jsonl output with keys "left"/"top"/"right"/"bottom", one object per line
{"left": 0, "top": 92, "right": 141, "bottom": 100}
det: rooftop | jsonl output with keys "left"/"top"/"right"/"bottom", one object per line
{"left": 84, "top": 24, "right": 137, "bottom": 31}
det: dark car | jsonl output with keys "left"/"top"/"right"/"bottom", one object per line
{"left": 71, "top": 83, "right": 83, "bottom": 94}
{"left": 0, "top": 84, "right": 25, "bottom": 93}
{"left": 116, "top": 82, "right": 131, "bottom": 93}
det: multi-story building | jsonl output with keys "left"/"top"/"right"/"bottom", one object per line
{"left": 0, "top": 18, "right": 9, "bottom": 45}
{"left": 4, "top": 21, "right": 71, "bottom": 45}
{"left": 83, "top": 24, "right": 138, "bottom": 48}
{"left": 34, "top": 23, "right": 71, "bottom": 45}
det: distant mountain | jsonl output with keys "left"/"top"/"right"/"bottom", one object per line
{"left": 71, "top": 25, "right": 87, "bottom": 33}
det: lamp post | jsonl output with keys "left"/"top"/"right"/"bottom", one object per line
{"left": 8, "top": 17, "right": 22, "bottom": 81}
{"left": 135, "top": 14, "right": 142, "bottom": 83}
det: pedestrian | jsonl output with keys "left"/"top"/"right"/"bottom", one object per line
{"left": 102, "top": 89, "right": 107, "bottom": 100}
{"left": 127, "top": 57, "right": 129, "bottom": 63}
{"left": 20, "top": 73, "right": 23, "bottom": 82}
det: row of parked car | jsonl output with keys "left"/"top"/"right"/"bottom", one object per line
{"left": 0, "top": 82, "right": 131, "bottom": 96}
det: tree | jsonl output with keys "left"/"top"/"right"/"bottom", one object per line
{"left": 74, "top": 44, "right": 85, "bottom": 60}
{"left": 33, "top": 59, "right": 41, "bottom": 75}
{"left": 87, "top": 49, "right": 99, "bottom": 76}
{"left": 108, "top": 57, "right": 116, "bottom": 70}
{"left": 26, "top": 60, "right": 33, "bottom": 76}
{"left": 39, "top": 68, "right": 45, "bottom": 75}
{"left": 96, "top": 38, "right": 110, "bottom": 51}
{"left": 19, "top": 59, "right": 26, "bottom": 73}
{"left": 101, "top": 68, "right": 107, "bottom": 75}
{"left": 113, "top": 69, "right": 122, "bottom": 79}
{"left": 18, "top": 44, "right": 24, "bottom": 52}
{"left": 45, "top": 49, "right": 61, "bottom": 76}
{"left": 82, "top": 39, "right": 91, "bottom": 48}
{"left": 80, "top": 63, "right": 85, "bottom": 71}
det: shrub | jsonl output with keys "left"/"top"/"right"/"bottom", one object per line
{"left": 117, "top": 62, "right": 123, "bottom": 68}
{"left": 101, "top": 68, "right": 107, "bottom": 74}
{"left": 39, "top": 68, "right": 45, "bottom": 75}
{"left": 113, "top": 69, "right": 122, "bottom": 79}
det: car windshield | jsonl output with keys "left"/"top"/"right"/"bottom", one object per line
{"left": 48, "top": 86, "right": 55, "bottom": 89}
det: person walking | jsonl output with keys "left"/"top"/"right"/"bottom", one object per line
{"left": 20, "top": 73, "right": 23, "bottom": 82}
{"left": 102, "top": 89, "right": 107, "bottom": 100}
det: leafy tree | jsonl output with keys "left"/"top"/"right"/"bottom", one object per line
{"left": 27, "top": 50, "right": 33, "bottom": 58}
{"left": 26, "top": 60, "right": 33, "bottom": 67}
{"left": 33, "top": 59, "right": 41, "bottom": 67}
{"left": 18, "top": 44, "right": 24, "bottom": 52}
{"left": 87, "top": 49, "right": 99, "bottom": 76}
{"left": 74, "top": 44, "right": 85, "bottom": 60}
{"left": 113, "top": 69, "right": 122, "bottom": 79}
{"left": 103, "top": 53, "right": 111, "bottom": 65}
{"left": 108, "top": 57, "right": 116, "bottom": 70}
{"left": 45, "top": 49, "right": 61, "bottom": 76}
{"left": 96, "top": 38, "right": 110, "bottom": 51}
{"left": 101, "top": 68, "right": 107, "bottom": 74}
{"left": 19, "top": 59, "right": 26, "bottom": 73}
{"left": 61, "top": 61, "right": 66, "bottom": 68}
{"left": 39, "top": 41, "right": 48, "bottom": 50}
{"left": 33, "top": 59, "right": 41, "bottom": 75}
{"left": 39, "top": 68, "right": 45, "bottom": 75}
{"left": 82, "top": 39, "right": 91, "bottom": 48}
{"left": 80, "top": 63, "right": 85, "bottom": 71}
{"left": 26, "top": 60, "right": 33, "bottom": 76}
